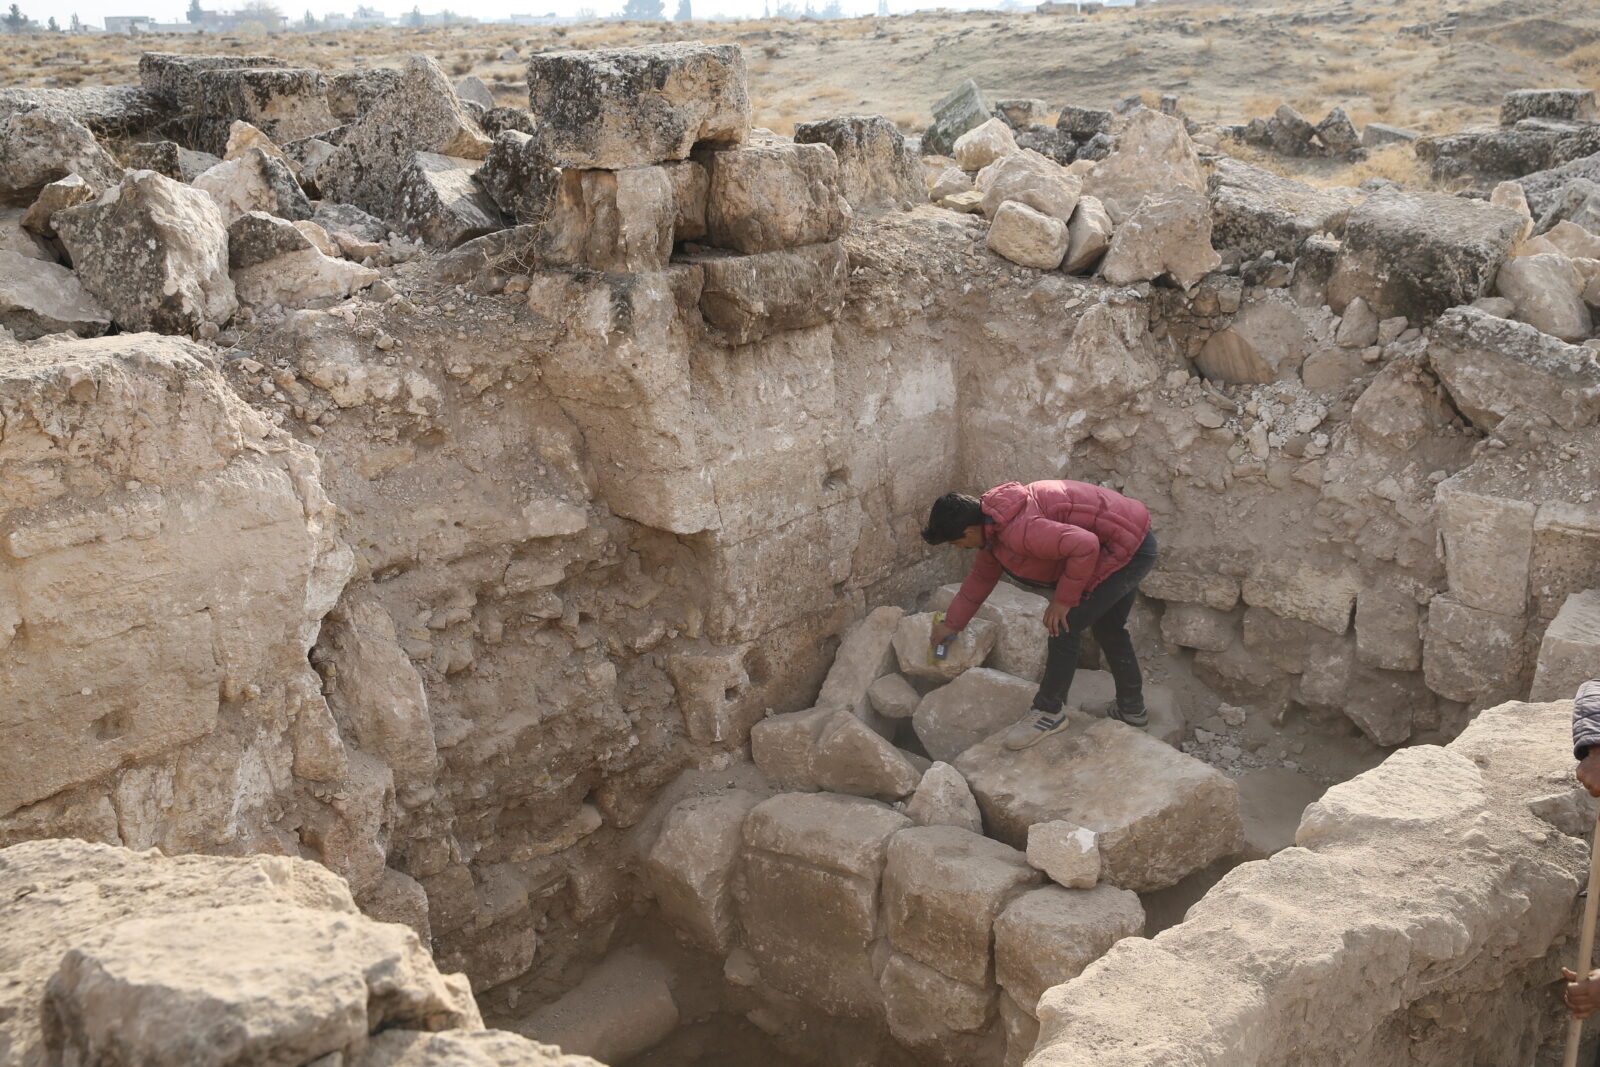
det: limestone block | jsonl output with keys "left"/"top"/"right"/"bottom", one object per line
{"left": 1195, "top": 291, "right": 1311, "bottom": 385}
{"left": 139, "top": 51, "right": 287, "bottom": 106}
{"left": 527, "top": 44, "right": 749, "bottom": 169}
{"left": 314, "top": 201, "right": 390, "bottom": 244}
{"left": 1355, "top": 586, "right": 1423, "bottom": 671}
{"left": 1495, "top": 253, "right": 1592, "bottom": 342}
{"left": 894, "top": 611, "right": 997, "bottom": 683}
{"left": 1328, "top": 191, "right": 1524, "bottom": 322}
{"left": 1532, "top": 590, "right": 1600, "bottom": 701}
{"left": 1532, "top": 501, "right": 1600, "bottom": 623}
{"left": 884, "top": 824, "right": 1041, "bottom": 985}
{"left": 1026, "top": 821, "right": 1101, "bottom": 888}
{"left": 1503, "top": 88, "right": 1598, "bottom": 125}
{"left": 1099, "top": 186, "right": 1220, "bottom": 289}
{"left": 646, "top": 789, "right": 762, "bottom": 952}
{"left": 930, "top": 581, "right": 1050, "bottom": 681}
{"left": 1542, "top": 220, "right": 1600, "bottom": 260}
{"left": 1235, "top": 766, "right": 1323, "bottom": 861}
{"left": 1350, "top": 357, "right": 1454, "bottom": 451}
{"left": 879, "top": 950, "right": 997, "bottom": 1049}
{"left": 1436, "top": 478, "right": 1536, "bottom": 616}
{"left": 817, "top": 605, "right": 905, "bottom": 714}
{"left": 1239, "top": 606, "right": 1317, "bottom": 675}
{"left": 749, "top": 705, "right": 834, "bottom": 789}
{"left": 0, "top": 107, "right": 123, "bottom": 206}
{"left": 666, "top": 647, "right": 748, "bottom": 744}
{"left": 394, "top": 152, "right": 505, "bottom": 250}
{"left": 1297, "top": 636, "right": 1355, "bottom": 711}
{"left": 663, "top": 158, "right": 710, "bottom": 239}
{"left": 904, "top": 761, "right": 984, "bottom": 833}
{"left": 912, "top": 667, "right": 1033, "bottom": 763}
{"left": 187, "top": 67, "right": 335, "bottom": 149}
{"left": 126, "top": 139, "right": 222, "bottom": 183}
{"left": 1296, "top": 743, "right": 1487, "bottom": 849}
{"left": 355, "top": 1029, "right": 600, "bottom": 1067}
{"left": 1000, "top": 991, "right": 1040, "bottom": 1067}
{"left": 0, "top": 249, "right": 111, "bottom": 340}
{"left": 546, "top": 165, "right": 678, "bottom": 271}
{"left": 233, "top": 247, "right": 379, "bottom": 309}
{"left": 1141, "top": 568, "right": 1240, "bottom": 611}
{"left": 318, "top": 55, "right": 491, "bottom": 222}
{"left": 511, "top": 947, "right": 677, "bottom": 1065}
{"left": 1063, "top": 195, "right": 1113, "bottom": 274}
{"left": 1160, "top": 602, "right": 1235, "bottom": 652}
{"left": 1, "top": 208, "right": 53, "bottom": 260}
{"left": 1240, "top": 561, "right": 1359, "bottom": 634}
{"left": 1207, "top": 158, "right": 1351, "bottom": 260}
{"left": 1081, "top": 108, "right": 1207, "bottom": 224}
{"left": 192, "top": 146, "right": 313, "bottom": 225}
{"left": 21, "top": 175, "right": 95, "bottom": 240}
{"left": 1335, "top": 296, "right": 1379, "bottom": 348}
{"left": 924, "top": 80, "right": 991, "bottom": 158}
{"left": 993, "top": 885, "right": 1144, "bottom": 1013}
{"left": 54, "top": 170, "right": 237, "bottom": 333}
{"left": 475, "top": 130, "right": 562, "bottom": 224}
{"left": 1423, "top": 594, "right": 1529, "bottom": 705}
{"left": 930, "top": 166, "right": 974, "bottom": 201}
{"left": 738, "top": 793, "right": 909, "bottom": 1015}
{"left": 812, "top": 708, "right": 922, "bottom": 800}
{"left": 955, "top": 716, "right": 1244, "bottom": 891}
{"left": 703, "top": 142, "right": 851, "bottom": 254}
{"left": 1491, "top": 180, "right": 1536, "bottom": 246}
{"left": 692, "top": 240, "right": 849, "bottom": 345}
{"left": 956, "top": 117, "right": 1019, "bottom": 171}
{"left": 868, "top": 673, "right": 922, "bottom": 720}
{"left": 978, "top": 149, "right": 1081, "bottom": 224}
{"left": 1301, "top": 347, "right": 1366, "bottom": 394}
{"left": 318, "top": 597, "right": 436, "bottom": 791}
{"left": 988, "top": 200, "right": 1069, "bottom": 270}
{"left": 794, "top": 114, "right": 921, "bottom": 213}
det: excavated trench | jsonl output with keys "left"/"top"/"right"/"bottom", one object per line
{"left": 3, "top": 44, "right": 1600, "bottom": 1067}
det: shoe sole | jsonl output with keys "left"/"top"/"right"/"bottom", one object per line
{"left": 1004, "top": 716, "right": 1072, "bottom": 750}
{"left": 1109, "top": 710, "right": 1149, "bottom": 728}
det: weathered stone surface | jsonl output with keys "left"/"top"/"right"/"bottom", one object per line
{"left": 665, "top": 648, "right": 747, "bottom": 745}
{"left": 979, "top": 148, "right": 1082, "bottom": 224}
{"left": 1063, "top": 195, "right": 1113, "bottom": 274}
{"left": 1354, "top": 586, "right": 1423, "bottom": 671}
{"left": 527, "top": 44, "right": 749, "bottom": 169}
{"left": 54, "top": 170, "right": 237, "bottom": 333}
{"left": 395, "top": 152, "right": 506, "bottom": 250}
{"left": 930, "top": 581, "right": 1050, "bottom": 681}
{"left": 1502, "top": 88, "right": 1597, "bottom": 126}
{"left": 955, "top": 116, "right": 1019, "bottom": 171}
{"left": 1436, "top": 476, "right": 1536, "bottom": 617}
{"left": 812, "top": 707, "right": 922, "bottom": 800}
{"left": 1160, "top": 602, "right": 1235, "bottom": 653}
{"left": 1429, "top": 306, "right": 1600, "bottom": 431}
{"left": 1070, "top": 670, "right": 1186, "bottom": 750}
{"left": 1, "top": 207, "right": 54, "bottom": 260}
{"left": 895, "top": 611, "right": 998, "bottom": 685}
{"left": 314, "top": 201, "right": 390, "bottom": 244}
{"left": 1334, "top": 295, "right": 1379, "bottom": 348}
{"left": 0, "top": 106, "right": 123, "bottom": 206}
{"left": 509, "top": 947, "right": 677, "bottom": 1065}
{"left": 1530, "top": 589, "right": 1600, "bottom": 702}
{"left": 1494, "top": 252, "right": 1592, "bottom": 341}
{"left": 994, "top": 885, "right": 1143, "bottom": 1014}
{"left": 1100, "top": 186, "right": 1220, "bottom": 289}
{"left": 878, "top": 950, "right": 997, "bottom": 1050}
{"left": 930, "top": 165, "right": 974, "bottom": 201}
{"left": 228, "top": 210, "right": 313, "bottom": 269}
{"left": 794, "top": 114, "right": 920, "bottom": 214}
{"left": 319, "top": 55, "right": 491, "bottom": 223}
{"left": 233, "top": 246, "right": 380, "bottom": 309}
{"left": 1082, "top": 108, "right": 1207, "bottom": 224}
{"left": 139, "top": 52, "right": 287, "bottom": 109}
{"left": 325, "top": 66, "right": 404, "bottom": 120}
{"left": 1026, "top": 821, "right": 1101, "bottom": 888}
{"left": 1142, "top": 568, "right": 1240, "bottom": 611}
{"left": 868, "top": 672, "right": 922, "bottom": 720}
{"left": 1423, "top": 594, "right": 1529, "bottom": 706}
{"left": 1001, "top": 992, "right": 1040, "bottom": 1067}
{"left": 190, "top": 67, "right": 336, "bottom": 150}
{"left": 750, "top": 705, "right": 834, "bottom": 790}
{"left": 885, "top": 824, "right": 1041, "bottom": 985}
{"left": 1350, "top": 356, "right": 1453, "bottom": 451}
{"left": 193, "top": 146, "right": 313, "bottom": 224}
{"left": 1536, "top": 176, "right": 1600, "bottom": 234}
{"left": 21, "top": 175, "right": 95, "bottom": 240}
{"left": 904, "top": 761, "right": 984, "bottom": 832}
{"left": 1328, "top": 191, "right": 1525, "bottom": 322}
{"left": 817, "top": 605, "right": 905, "bottom": 715}
{"left": 1196, "top": 291, "right": 1314, "bottom": 384}
{"left": 1362, "top": 121, "right": 1419, "bottom": 148}
{"left": 913, "top": 666, "right": 1032, "bottom": 763}
{"left": 692, "top": 240, "right": 849, "bottom": 345}
{"left": 646, "top": 789, "right": 762, "bottom": 952}
{"left": 1315, "top": 106, "right": 1362, "bottom": 155}
{"left": 1240, "top": 560, "right": 1359, "bottom": 634}
{"left": 354, "top": 1029, "right": 599, "bottom": 1067}
{"left": 454, "top": 74, "right": 495, "bottom": 110}
{"left": 1208, "top": 158, "right": 1351, "bottom": 259}
{"left": 955, "top": 715, "right": 1243, "bottom": 891}
{"left": 988, "top": 200, "right": 1069, "bottom": 270}
{"left": 924, "top": 80, "right": 991, "bottom": 158}
{"left": 0, "top": 840, "right": 491, "bottom": 1067}
{"left": 739, "top": 793, "right": 909, "bottom": 1015}
{"left": 0, "top": 250, "right": 111, "bottom": 340}
{"left": 476, "top": 130, "right": 561, "bottom": 225}
{"left": 1235, "top": 766, "right": 1323, "bottom": 861}
{"left": 703, "top": 142, "right": 850, "bottom": 254}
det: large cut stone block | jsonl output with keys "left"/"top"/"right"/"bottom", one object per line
{"left": 192, "top": 147, "right": 312, "bottom": 225}
{"left": 1354, "top": 586, "right": 1423, "bottom": 671}
{"left": 1241, "top": 561, "right": 1359, "bottom": 634}
{"left": 1531, "top": 590, "right": 1600, "bottom": 702}
{"left": 817, "top": 605, "right": 905, "bottom": 716}
{"left": 1160, "top": 602, "right": 1235, "bottom": 652}
{"left": 794, "top": 114, "right": 920, "bottom": 215}
{"left": 884, "top": 825, "right": 1041, "bottom": 985}
{"left": 395, "top": 152, "right": 505, "bottom": 250}
{"left": 139, "top": 52, "right": 286, "bottom": 107}
{"left": 191, "top": 68, "right": 336, "bottom": 147}
{"left": 1141, "top": 568, "right": 1240, "bottom": 611}
{"left": 1208, "top": 157, "right": 1351, "bottom": 259}
{"left": 1436, "top": 477, "right": 1536, "bottom": 616}
{"left": 1099, "top": 185, "right": 1220, "bottom": 289}
{"left": 1428, "top": 306, "right": 1600, "bottom": 432}
{"left": 645, "top": 789, "right": 762, "bottom": 952}
{"left": 0, "top": 107, "right": 123, "bottom": 206}
{"left": 0, "top": 250, "right": 110, "bottom": 340}
{"left": 879, "top": 950, "right": 998, "bottom": 1052}
{"left": 527, "top": 44, "right": 750, "bottom": 169}
{"left": 811, "top": 708, "right": 921, "bottom": 800}
{"left": 1328, "top": 191, "right": 1524, "bottom": 322}
{"left": 923, "top": 80, "right": 990, "bottom": 158}
{"left": 691, "top": 240, "right": 849, "bottom": 346}
{"left": 702, "top": 142, "right": 851, "bottom": 254}
{"left": 1081, "top": 107, "right": 1206, "bottom": 225}
{"left": 955, "top": 716, "right": 1243, "bottom": 892}
{"left": 743, "top": 791, "right": 910, "bottom": 884}
{"left": 993, "top": 885, "right": 1144, "bottom": 1013}
{"left": 913, "top": 667, "right": 1035, "bottom": 763}
{"left": 894, "top": 611, "right": 997, "bottom": 685}
{"left": 931, "top": 582, "right": 1050, "bottom": 681}
{"left": 1532, "top": 501, "right": 1600, "bottom": 622}
{"left": 1423, "top": 594, "right": 1529, "bottom": 705}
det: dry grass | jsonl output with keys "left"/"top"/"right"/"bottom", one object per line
{"left": 1310, "top": 144, "right": 1428, "bottom": 189}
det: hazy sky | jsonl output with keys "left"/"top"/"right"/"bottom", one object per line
{"left": 43, "top": 0, "right": 1015, "bottom": 32}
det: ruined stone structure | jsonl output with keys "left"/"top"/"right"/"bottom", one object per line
{"left": 3, "top": 39, "right": 1600, "bottom": 1067}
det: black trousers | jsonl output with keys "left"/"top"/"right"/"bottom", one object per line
{"left": 1031, "top": 529, "right": 1158, "bottom": 715}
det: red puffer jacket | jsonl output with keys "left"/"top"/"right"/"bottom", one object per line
{"left": 944, "top": 480, "right": 1152, "bottom": 630}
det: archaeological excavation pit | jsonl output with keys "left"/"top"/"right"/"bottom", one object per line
{"left": 4, "top": 28, "right": 1600, "bottom": 1067}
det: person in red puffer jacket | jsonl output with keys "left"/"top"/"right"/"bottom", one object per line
{"left": 922, "top": 479, "right": 1157, "bottom": 750}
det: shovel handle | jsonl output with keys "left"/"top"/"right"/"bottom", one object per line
{"left": 1564, "top": 808, "right": 1600, "bottom": 1067}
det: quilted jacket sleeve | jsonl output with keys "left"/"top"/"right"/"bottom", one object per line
{"left": 1575, "top": 679, "right": 1600, "bottom": 759}
{"left": 944, "top": 548, "right": 1001, "bottom": 632}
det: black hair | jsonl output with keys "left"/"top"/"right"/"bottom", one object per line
{"left": 922, "top": 492, "right": 984, "bottom": 545}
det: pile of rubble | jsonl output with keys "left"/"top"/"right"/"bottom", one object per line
{"left": 1234, "top": 102, "right": 1369, "bottom": 160}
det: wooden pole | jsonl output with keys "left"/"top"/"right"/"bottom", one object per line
{"left": 1564, "top": 809, "right": 1600, "bottom": 1067}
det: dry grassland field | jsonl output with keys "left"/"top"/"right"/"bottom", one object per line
{"left": 4, "top": 0, "right": 1600, "bottom": 188}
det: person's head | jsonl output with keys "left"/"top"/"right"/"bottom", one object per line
{"left": 922, "top": 492, "right": 985, "bottom": 549}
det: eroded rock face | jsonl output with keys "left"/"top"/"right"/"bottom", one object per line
{"left": 1099, "top": 185, "right": 1221, "bottom": 289}
{"left": 692, "top": 240, "right": 849, "bottom": 345}
{"left": 1209, "top": 158, "right": 1351, "bottom": 260}
{"left": 0, "top": 106, "right": 124, "bottom": 206}
{"left": 793, "top": 115, "right": 921, "bottom": 214}
{"left": 54, "top": 170, "right": 237, "bottom": 333}
{"left": 702, "top": 142, "right": 851, "bottom": 254}
{"left": 527, "top": 43, "right": 750, "bottom": 168}
{"left": 1081, "top": 107, "right": 1206, "bottom": 224}
{"left": 0, "top": 249, "right": 110, "bottom": 339}
{"left": 1429, "top": 306, "right": 1600, "bottom": 430}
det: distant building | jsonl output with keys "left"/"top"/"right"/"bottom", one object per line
{"left": 145, "top": 20, "right": 202, "bottom": 30}
{"left": 103, "top": 14, "right": 156, "bottom": 31}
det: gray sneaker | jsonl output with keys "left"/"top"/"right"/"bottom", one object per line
{"left": 1003, "top": 707, "right": 1072, "bottom": 750}
{"left": 1083, "top": 697, "right": 1148, "bottom": 729}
